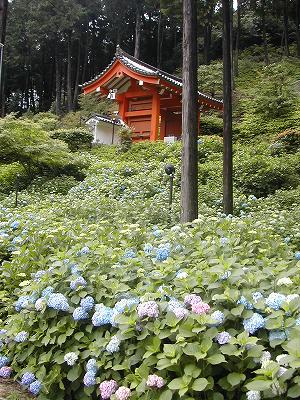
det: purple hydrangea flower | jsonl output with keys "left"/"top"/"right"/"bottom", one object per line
{"left": 115, "top": 387, "right": 131, "bottom": 400}
{"left": 21, "top": 372, "right": 36, "bottom": 386}
{"left": 173, "top": 307, "right": 189, "bottom": 319}
{"left": 137, "top": 301, "right": 159, "bottom": 318}
{"left": 215, "top": 331, "right": 231, "bottom": 345}
{"left": 29, "top": 380, "right": 42, "bottom": 395}
{"left": 83, "top": 371, "right": 96, "bottom": 387}
{"left": 0, "top": 366, "right": 12, "bottom": 378}
{"left": 184, "top": 294, "right": 202, "bottom": 306}
{"left": 99, "top": 380, "right": 118, "bottom": 399}
{"left": 146, "top": 374, "right": 165, "bottom": 388}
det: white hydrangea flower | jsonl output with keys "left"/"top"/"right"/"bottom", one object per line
{"left": 64, "top": 352, "right": 78, "bottom": 366}
{"left": 276, "top": 354, "right": 289, "bottom": 366}
{"left": 260, "top": 351, "right": 271, "bottom": 368}
{"left": 277, "top": 277, "right": 292, "bottom": 286}
{"left": 246, "top": 390, "right": 261, "bottom": 400}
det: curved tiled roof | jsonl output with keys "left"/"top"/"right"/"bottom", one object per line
{"left": 81, "top": 46, "right": 223, "bottom": 105}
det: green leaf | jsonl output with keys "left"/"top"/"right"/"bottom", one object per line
{"left": 159, "top": 390, "right": 173, "bottom": 400}
{"left": 246, "top": 379, "right": 272, "bottom": 391}
{"left": 207, "top": 353, "right": 226, "bottom": 365}
{"left": 227, "top": 372, "right": 246, "bottom": 387}
{"left": 191, "top": 378, "right": 209, "bottom": 391}
{"left": 67, "top": 365, "right": 81, "bottom": 382}
{"left": 168, "top": 378, "right": 185, "bottom": 390}
{"left": 287, "top": 384, "right": 300, "bottom": 398}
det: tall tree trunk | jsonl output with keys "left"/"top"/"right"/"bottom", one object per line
{"left": 73, "top": 39, "right": 81, "bottom": 109}
{"left": 0, "top": 0, "right": 8, "bottom": 115}
{"left": 283, "top": 0, "right": 289, "bottom": 56}
{"left": 67, "top": 31, "right": 73, "bottom": 112}
{"left": 234, "top": 0, "right": 241, "bottom": 76}
{"left": 55, "top": 44, "right": 62, "bottom": 116}
{"left": 261, "top": 0, "right": 269, "bottom": 65}
{"left": 134, "top": 1, "right": 142, "bottom": 59}
{"left": 222, "top": 0, "right": 233, "bottom": 215}
{"left": 181, "top": 0, "right": 198, "bottom": 223}
{"left": 157, "top": 9, "right": 163, "bottom": 68}
{"left": 203, "top": 2, "right": 213, "bottom": 65}
{"left": 296, "top": 0, "right": 300, "bottom": 57}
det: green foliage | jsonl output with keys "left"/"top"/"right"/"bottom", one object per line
{"left": 200, "top": 113, "right": 223, "bottom": 136}
{"left": 117, "top": 126, "right": 133, "bottom": 153}
{"left": 198, "top": 61, "right": 223, "bottom": 98}
{"left": 50, "top": 129, "right": 94, "bottom": 152}
{"left": 274, "top": 129, "right": 300, "bottom": 154}
{"left": 78, "top": 94, "right": 118, "bottom": 118}
{"left": 0, "top": 163, "right": 27, "bottom": 194}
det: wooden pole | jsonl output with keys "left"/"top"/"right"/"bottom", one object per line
{"left": 222, "top": 0, "right": 233, "bottom": 215}
{"left": 180, "top": 0, "right": 198, "bottom": 223}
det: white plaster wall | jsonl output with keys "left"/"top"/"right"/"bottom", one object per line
{"left": 93, "top": 121, "right": 121, "bottom": 145}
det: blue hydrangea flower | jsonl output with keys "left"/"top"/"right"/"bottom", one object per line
{"left": 156, "top": 247, "right": 170, "bottom": 262}
{"left": 86, "top": 359, "right": 98, "bottom": 373}
{"left": 211, "top": 311, "right": 225, "bottom": 325}
{"left": 114, "top": 298, "right": 139, "bottom": 313}
{"left": 176, "top": 270, "right": 188, "bottom": 279}
{"left": 80, "top": 296, "right": 95, "bottom": 312}
{"left": 153, "top": 229, "right": 162, "bottom": 238}
{"left": 83, "top": 371, "right": 96, "bottom": 387}
{"left": 237, "top": 296, "right": 254, "bottom": 310}
{"left": 167, "top": 299, "right": 184, "bottom": 312}
{"left": 92, "top": 306, "right": 114, "bottom": 326}
{"left": 143, "top": 243, "right": 153, "bottom": 255}
{"left": 220, "top": 270, "right": 232, "bottom": 280}
{"left": 12, "top": 236, "right": 22, "bottom": 245}
{"left": 284, "top": 237, "right": 291, "bottom": 244}
{"left": 295, "top": 251, "right": 300, "bottom": 261}
{"left": 79, "top": 246, "right": 90, "bottom": 256}
{"left": 29, "top": 380, "right": 42, "bottom": 395}
{"left": 0, "top": 330, "right": 7, "bottom": 335}
{"left": 70, "top": 263, "right": 79, "bottom": 274}
{"left": 10, "top": 221, "right": 20, "bottom": 230}
{"left": 47, "top": 293, "right": 69, "bottom": 312}
{"left": 295, "top": 317, "right": 300, "bottom": 326}
{"left": 41, "top": 287, "right": 54, "bottom": 298}
{"left": 106, "top": 336, "right": 121, "bottom": 353}
{"left": 73, "top": 307, "right": 89, "bottom": 321}
{"left": 252, "top": 292, "right": 264, "bottom": 303}
{"left": 0, "top": 356, "right": 9, "bottom": 368}
{"left": 70, "top": 276, "right": 87, "bottom": 290}
{"left": 248, "top": 195, "right": 257, "bottom": 201}
{"left": 21, "top": 372, "right": 36, "bottom": 386}
{"left": 265, "top": 293, "right": 286, "bottom": 310}
{"left": 220, "top": 237, "right": 229, "bottom": 246}
{"left": 243, "top": 313, "right": 265, "bottom": 334}
{"left": 124, "top": 249, "right": 136, "bottom": 259}
{"left": 269, "top": 330, "right": 286, "bottom": 342}
{"left": 15, "top": 331, "right": 28, "bottom": 343}
{"left": 33, "top": 270, "right": 47, "bottom": 281}
{"left": 15, "top": 296, "right": 31, "bottom": 312}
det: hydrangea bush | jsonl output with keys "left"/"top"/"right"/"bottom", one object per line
{"left": 0, "top": 141, "right": 299, "bottom": 399}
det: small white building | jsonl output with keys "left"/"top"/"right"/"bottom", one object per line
{"left": 86, "top": 114, "right": 125, "bottom": 145}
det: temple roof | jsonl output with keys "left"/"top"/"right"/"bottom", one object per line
{"left": 81, "top": 46, "right": 223, "bottom": 107}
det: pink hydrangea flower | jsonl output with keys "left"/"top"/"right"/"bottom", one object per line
{"left": 184, "top": 294, "right": 202, "bottom": 306}
{"left": 191, "top": 301, "right": 210, "bottom": 314}
{"left": 115, "top": 386, "right": 131, "bottom": 400}
{"left": 146, "top": 374, "right": 165, "bottom": 388}
{"left": 137, "top": 301, "right": 159, "bottom": 318}
{"left": 99, "top": 380, "right": 118, "bottom": 399}
{"left": 0, "top": 366, "right": 12, "bottom": 378}
{"left": 173, "top": 307, "right": 189, "bottom": 319}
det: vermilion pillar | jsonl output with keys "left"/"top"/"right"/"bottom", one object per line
{"left": 150, "top": 91, "right": 160, "bottom": 141}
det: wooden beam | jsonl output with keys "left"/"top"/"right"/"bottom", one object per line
{"left": 150, "top": 91, "right": 160, "bottom": 141}
{"left": 125, "top": 110, "right": 152, "bottom": 117}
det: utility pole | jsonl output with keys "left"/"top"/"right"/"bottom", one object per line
{"left": 222, "top": 0, "right": 233, "bottom": 215}
{"left": 181, "top": 0, "right": 198, "bottom": 223}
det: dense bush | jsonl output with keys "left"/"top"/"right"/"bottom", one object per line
{"left": 50, "top": 129, "right": 94, "bottom": 152}
{"left": 273, "top": 129, "right": 300, "bottom": 154}
{"left": 200, "top": 114, "right": 223, "bottom": 136}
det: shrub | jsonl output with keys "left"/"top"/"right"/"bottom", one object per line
{"left": 0, "top": 163, "right": 27, "bottom": 194}
{"left": 197, "top": 136, "right": 223, "bottom": 162}
{"left": 200, "top": 114, "right": 223, "bottom": 136}
{"left": 118, "top": 126, "right": 133, "bottom": 153}
{"left": 274, "top": 129, "right": 300, "bottom": 153}
{"left": 50, "top": 129, "right": 94, "bottom": 152}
